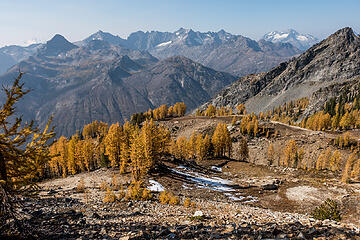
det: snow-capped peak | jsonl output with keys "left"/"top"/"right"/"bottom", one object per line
{"left": 262, "top": 29, "right": 318, "bottom": 50}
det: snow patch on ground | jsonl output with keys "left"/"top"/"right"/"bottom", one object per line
{"left": 224, "top": 193, "right": 258, "bottom": 202}
{"left": 224, "top": 193, "right": 243, "bottom": 201}
{"left": 172, "top": 166, "right": 234, "bottom": 192}
{"left": 211, "top": 166, "right": 222, "bottom": 172}
{"left": 182, "top": 183, "right": 193, "bottom": 190}
{"left": 148, "top": 180, "right": 165, "bottom": 192}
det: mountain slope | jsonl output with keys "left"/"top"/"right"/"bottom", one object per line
{"left": 124, "top": 56, "right": 236, "bottom": 110}
{"left": 206, "top": 27, "right": 360, "bottom": 113}
{"left": 262, "top": 29, "right": 319, "bottom": 50}
{"left": 0, "top": 52, "right": 16, "bottom": 74}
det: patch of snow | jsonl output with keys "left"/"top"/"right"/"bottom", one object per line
{"left": 273, "top": 33, "right": 289, "bottom": 40}
{"left": 211, "top": 166, "right": 222, "bottom": 172}
{"left": 242, "top": 196, "right": 258, "bottom": 203}
{"left": 224, "top": 193, "right": 258, "bottom": 202}
{"left": 178, "top": 165, "right": 190, "bottom": 170}
{"left": 227, "top": 125, "right": 235, "bottom": 131}
{"left": 182, "top": 183, "right": 193, "bottom": 189}
{"left": 296, "top": 35, "right": 308, "bottom": 41}
{"left": 156, "top": 40, "right": 172, "bottom": 47}
{"left": 180, "top": 79, "right": 185, "bottom": 88}
{"left": 224, "top": 193, "right": 243, "bottom": 201}
{"left": 147, "top": 180, "right": 165, "bottom": 192}
{"left": 193, "top": 210, "right": 204, "bottom": 217}
{"left": 172, "top": 166, "right": 234, "bottom": 192}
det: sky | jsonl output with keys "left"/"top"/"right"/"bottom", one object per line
{"left": 0, "top": 0, "right": 359, "bottom": 47}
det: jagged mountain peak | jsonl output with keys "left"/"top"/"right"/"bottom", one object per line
{"left": 46, "top": 34, "right": 72, "bottom": 46}
{"left": 326, "top": 27, "right": 357, "bottom": 42}
{"left": 38, "top": 34, "right": 78, "bottom": 56}
{"left": 83, "top": 30, "right": 127, "bottom": 47}
{"left": 88, "top": 30, "right": 114, "bottom": 39}
{"left": 175, "top": 27, "right": 190, "bottom": 33}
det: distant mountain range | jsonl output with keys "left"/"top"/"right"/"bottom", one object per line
{"left": 205, "top": 27, "right": 360, "bottom": 115}
{"left": 0, "top": 34, "right": 235, "bottom": 136}
{"left": 0, "top": 28, "right": 309, "bottom": 76}
{"left": 0, "top": 43, "right": 41, "bottom": 74}
{"left": 262, "top": 29, "right": 319, "bottom": 50}
{"left": 79, "top": 28, "right": 302, "bottom": 76}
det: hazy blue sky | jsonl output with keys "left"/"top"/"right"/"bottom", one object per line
{"left": 0, "top": 0, "right": 359, "bottom": 47}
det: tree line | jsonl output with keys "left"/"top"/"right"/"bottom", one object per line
{"left": 130, "top": 102, "right": 186, "bottom": 125}
{"left": 49, "top": 119, "right": 170, "bottom": 181}
{"left": 267, "top": 139, "right": 360, "bottom": 182}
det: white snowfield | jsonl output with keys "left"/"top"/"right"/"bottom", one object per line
{"left": 273, "top": 33, "right": 289, "bottom": 40}
{"left": 171, "top": 165, "right": 234, "bottom": 192}
{"left": 296, "top": 35, "right": 309, "bottom": 41}
{"left": 147, "top": 179, "right": 165, "bottom": 192}
{"left": 211, "top": 166, "right": 222, "bottom": 172}
{"left": 156, "top": 40, "right": 172, "bottom": 47}
{"left": 171, "top": 165, "right": 258, "bottom": 202}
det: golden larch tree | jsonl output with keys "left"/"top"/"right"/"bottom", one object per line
{"left": 104, "top": 123, "right": 123, "bottom": 168}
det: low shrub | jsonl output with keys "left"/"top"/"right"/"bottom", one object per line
{"left": 126, "top": 181, "right": 152, "bottom": 201}
{"left": 159, "top": 190, "right": 179, "bottom": 205}
{"left": 103, "top": 187, "right": 116, "bottom": 203}
{"left": 184, "top": 197, "right": 196, "bottom": 208}
{"left": 311, "top": 198, "right": 341, "bottom": 221}
{"left": 184, "top": 197, "right": 191, "bottom": 208}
